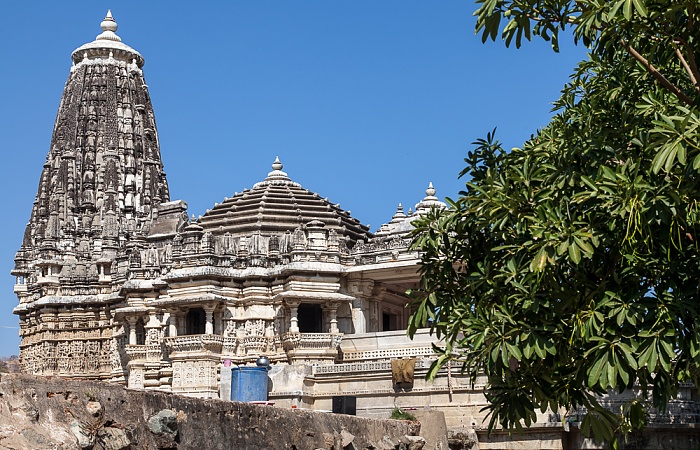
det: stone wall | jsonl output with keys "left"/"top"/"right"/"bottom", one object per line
{"left": 0, "top": 374, "right": 420, "bottom": 450}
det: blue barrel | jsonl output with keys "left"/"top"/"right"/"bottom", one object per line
{"left": 231, "top": 366, "right": 269, "bottom": 402}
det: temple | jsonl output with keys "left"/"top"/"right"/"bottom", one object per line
{"left": 12, "top": 12, "right": 700, "bottom": 448}
{"left": 12, "top": 10, "right": 450, "bottom": 410}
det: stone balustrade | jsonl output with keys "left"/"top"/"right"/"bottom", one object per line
{"left": 125, "top": 344, "right": 147, "bottom": 362}
{"left": 281, "top": 332, "right": 343, "bottom": 364}
{"left": 282, "top": 332, "right": 343, "bottom": 351}
{"left": 164, "top": 334, "right": 224, "bottom": 355}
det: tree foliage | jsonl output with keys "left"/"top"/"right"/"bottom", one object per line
{"left": 408, "top": 0, "right": 700, "bottom": 444}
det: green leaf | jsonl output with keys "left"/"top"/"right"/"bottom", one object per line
{"left": 568, "top": 241, "right": 582, "bottom": 264}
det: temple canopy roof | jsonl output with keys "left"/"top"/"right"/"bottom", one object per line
{"left": 198, "top": 157, "right": 372, "bottom": 244}
{"left": 72, "top": 10, "right": 144, "bottom": 67}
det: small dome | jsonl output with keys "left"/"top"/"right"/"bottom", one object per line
{"left": 199, "top": 158, "right": 372, "bottom": 243}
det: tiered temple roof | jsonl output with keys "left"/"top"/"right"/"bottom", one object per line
{"left": 198, "top": 157, "right": 371, "bottom": 244}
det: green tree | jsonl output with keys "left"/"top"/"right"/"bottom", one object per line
{"left": 408, "top": 0, "right": 700, "bottom": 444}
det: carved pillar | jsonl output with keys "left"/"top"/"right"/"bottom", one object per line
{"left": 168, "top": 311, "right": 177, "bottom": 337}
{"left": 127, "top": 316, "right": 138, "bottom": 345}
{"left": 176, "top": 310, "right": 186, "bottom": 336}
{"left": 326, "top": 302, "right": 339, "bottom": 334}
{"left": 348, "top": 279, "right": 374, "bottom": 334}
{"left": 144, "top": 313, "right": 162, "bottom": 361}
{"left": 287, "top": 301, "right": 300, "bottom": 333}
{"left": 203, "top": 305, "right": 215, "bottom": 335}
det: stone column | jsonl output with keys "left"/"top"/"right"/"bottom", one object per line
{"left": 168, "top": 311, "right": 178, "bottom": 337}
{"left": 287, "top": 301, "right": 300, "bottom": 333}
{"left": 204, "top": 305, "right": 215, "bottom": 335}
{"left": 327, "top": 302, "right": 339, "bottom": 334}
{"left": 348, "top": 279, "right": 374, "bottom": 334}
{"left": 176, "top": 310, "right": 186, "bottom": 336}
{"left": 127, "top": 317, "right": 138, "bottom": 345}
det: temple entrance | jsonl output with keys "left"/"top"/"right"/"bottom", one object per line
{"left": 186, "top": 308, "right": 206, "bottom": 335}
{"left": 298, "top": 304, "right": 323, "bottom": 332}
{"left": 382, "top": 312, "right": 399, "bottom": 332}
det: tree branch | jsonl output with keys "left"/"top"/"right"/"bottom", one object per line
{"left": 621, "top": 39, "right": 694, "bottom": 105}
{"left": 682, "top": 41, "right": 700, "bottom": 93}
{"left": 674, "top": 45, "right": 698, "bottom": 89}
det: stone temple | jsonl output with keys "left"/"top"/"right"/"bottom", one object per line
{"left": 13, "top": 12, "right": 700, "bottom": 449}
{"left": 12, "top": 10, "right": 450, "bottom": 408}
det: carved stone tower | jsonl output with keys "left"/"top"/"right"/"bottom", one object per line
{"left": 12, "top": 11, "right": 170, "bottom": 377}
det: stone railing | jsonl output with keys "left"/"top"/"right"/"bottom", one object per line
{"left": 567, "top": 399, "right": 700, "bottom": 425}
{"left": 222, "top": 335, "right": 280, "bottom": 357}
{"left": 125, "top": 344, "right": 147, "bottom": 362}
{"left": 282, "top": 332, "right": 343, "bottom": 351}
{"left": 164, "top": 334, "right": 224, "bottom": 355}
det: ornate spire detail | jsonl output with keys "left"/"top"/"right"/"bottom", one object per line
{"left": 97, "top": 10, "right": 121, "bottom": 42}
{"left": 425, "top": 182, "right": 436, "bottom": 198}
{"left": 414, "top": 182, "right": 446, "bottom": 215}
{"left": 390, "top": 203, "right": 407, "bottom": 223}
{"left": 253, "top": 156, "right": 300, "bottom": 189}
{"left": 71, "top": 10, "right": 144, "bottom": 67}
{"left": 14, "top": 11, "right": 170, "bottom": 310}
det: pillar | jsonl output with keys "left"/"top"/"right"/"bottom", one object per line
{"left": 127, "top": 317, "right": 138, "bottom": 345}
{"left": 288, "top": 301, "right": 300, "bottom": 333}
{"left": 327, "top": 303, "right": 339, "bottom": 334}
{"left": 204, "top": 305, "right": 215, "bottom": 335}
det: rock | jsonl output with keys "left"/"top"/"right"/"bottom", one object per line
{"left": 97, "top": 426, "right": 131, "bottom": 450}
{"left": 70, "top": 420, "right": 95, "bottom": 449}
{"left": 147, "top": 409, "right": 178, "bottom": 437}
{"left": 368, "top": 436, "right": 396, "bottom": 450}
{"left": 341, "top": 429, "right": 355, "bottom": 447}
{"left": 397, "top": 435, "right": 426, "bottom": 450}
{"left": 86, "top": 401, "right": 103, "bottom": 416}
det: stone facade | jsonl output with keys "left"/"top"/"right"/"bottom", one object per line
{"left": 13, "top": 11, "right": 700, "bottom": 449}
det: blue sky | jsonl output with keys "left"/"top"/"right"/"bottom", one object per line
{"left": 0, "top": 2, "right": 587, "bottom": 357}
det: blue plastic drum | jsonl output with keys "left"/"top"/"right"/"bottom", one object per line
{"left": 231, "top": 366, "right": 269, "bottom": 402}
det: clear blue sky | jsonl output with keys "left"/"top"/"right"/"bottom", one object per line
{"left": 0, "top": 1, "right": 587, "bottom": 357}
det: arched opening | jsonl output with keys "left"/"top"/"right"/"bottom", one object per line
{"left": 186, "top": 308, "right": 206, "bottom": 335}
{"left": 297, "top": 304, "right": 323, "bottom": 333}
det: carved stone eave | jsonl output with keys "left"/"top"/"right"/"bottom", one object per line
{"left": 147, "top": 293, "right": 228, "bottom": 307}
{"left": 112, "top": 305, "right": 155, "bottom": 322}
{"left": 162, "top": 261, "right": 346, "bottom": 283}
{"left": 13, "top": 294, "right": 119, "bottom": 314}
{"left": 342, "top": 258, "right": 420, "bottom": 275}
{"left": 274, "top": 291, "right": 354, "bottom": 303}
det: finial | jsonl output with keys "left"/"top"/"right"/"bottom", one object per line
{"left": 272, "top": 156, "right": 283, "bottom": 171}
{"left": 96, "top": 10, "right": 122, "bottom": 42}
{"left": 100, "top": 10, "right": 118, "bottom": 32}
{"left": 426, "top": 182, "right": 436, "bottom": 198}
{"left": 391, "top": 203, "right": 407, "bottom": 222}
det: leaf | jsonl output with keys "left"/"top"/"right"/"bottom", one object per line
{"left": 632, "top": 0, "right": 648, "bottom": 17}
{"left": 569, "top": 241, "right": 582, "bottom": 264}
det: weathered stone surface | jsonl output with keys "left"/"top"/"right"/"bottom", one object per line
{"left": 397, "top": 435, "right": 426, "bottom": 450}
{"left": 0, "top": 374, "right": 417, "bottom": 450}
{"left": 147, "top": 409, "right": 178, "bottom": 437}
{"left": 86, "top": 401, "right": 103, "bottom": 417}
{"left": 97, "top": 426, "right": 131, "bottom": 450}
{"left": 412, "top": 410, "right": 449, "bottom": 450}
{"left": 71, "top": 419, "right": 95, "bottom": 449}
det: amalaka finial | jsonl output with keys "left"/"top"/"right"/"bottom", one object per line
{"left": 426, "top": 182, "right": 436, "bottom": 198}
{"left": 101, "top": 10, "right": 117, "bottom": 32}
{"left": 96, "top": 10, "right": 121, "bottom": 42}
{"left": 272, "top": 156, "right": 283, "bottom": 171}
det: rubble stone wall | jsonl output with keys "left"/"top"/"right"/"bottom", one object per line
{"left": 0, "top": 374, "right": 418, "bottom": 450}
